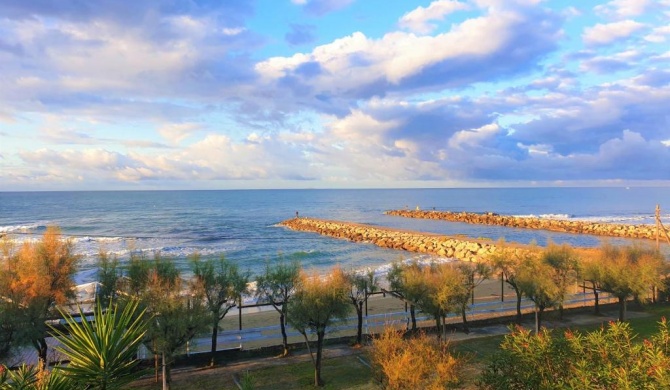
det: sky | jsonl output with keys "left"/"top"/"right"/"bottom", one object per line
{"left": 1, "top": 0, "right": 669, "bottom": 191}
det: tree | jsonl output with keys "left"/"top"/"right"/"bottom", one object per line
{"left": 3, "top": 227, "right": 79, "bottom": 368}
{"left": 455, "top": 261, "right": 492, "bottom": 333}
{"left": 370, "top": 327, "right": 461, "bottom": 390}
{"left": 517, "top": 253, "right": 560, "bottom": 333}
{"left": 387, "top": 261, "right": 418, "bottom": 331}
{"left": 598, "top": 244, "right": 665, "bottom": 321}
{"left": 190, "top": 254, "right": 250, "bottom": 366}
{"left": 488, "top": 241, "right": 539, "bottom": 323}
{"left": 478, "top": 319, "right": 670, "bottom": 389}
{"left": 0, "top": 235, "right": 23, "bottom": 362}
{"left": 255, "top": 257, "right": 301, "bottom": 357}
{"left": 125, "top": 254, "right": 208, "bottom": 390}
{"left": 96, "top": 251, "right": 121, "bottom": 307}
{"left": 346, "top": 269, "right": 378, "bottom": 346}
{"left": 287, "top": 267, "right": 351, "bottom": 387}
{"left": 49, "top": 299, "right": 149, "bottom": 390}
{"left": 402, "top": 262, "right": 463, "bottom": 341}
{"left": 543, "top": 243, "right": 581, "bottom": 320}
{"left": 581, "top": 252, "right": 605, "bottom": 315}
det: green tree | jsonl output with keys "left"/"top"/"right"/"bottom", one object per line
{"left": 49, "top": 299, "right": 149, "bottom": 390}
{"left": 403, "top": 262, "right": 463, "bottom": 341}
{"left": 96, "top": 251, "right": 121, "bottom": 307}
{"left": 455, "top": 261, "right": 492, "bottom": 333}
{"left": 517, "top": 253, "right": 560, "bottom": 333}
{"left": 255, "top": 257, "right": 301, "bottom": 357}
{"left": 125, "top": 254, "right": 209, "bottom": 390}
{"left": 387, "top": 261, "right": 418, "bottom": 331}
{"left": 346, "top": 269, "right": 378, "bottom": 346}
{"left": 598, "top": 244, "right": 665, "bottom": 321}
{"left": 124, "top": 251, "right": 151, "bottom": 298}
{"left": 287, "top": 267, "right": 351, "bottom": 387}
{"left": 580, "top": 252, "right": 605, "bottom": 315}
{"left": 190, "top": 254, "right": 250, "bottom": 366}
{"left": 543, "top": 243, "right": 581, "bottom": 320}
{"left": 488, "top": 242, "right": 535, "bottom": 323}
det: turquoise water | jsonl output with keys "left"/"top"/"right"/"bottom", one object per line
{"left": 1, "top": 188, "right": 668, "bottom": 283}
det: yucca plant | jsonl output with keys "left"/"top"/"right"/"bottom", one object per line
{"left": 49, "top": 299, "right": 149, "bottom": 390}
{"left": 0, "top": 363, "right": 72, "bottom": 390}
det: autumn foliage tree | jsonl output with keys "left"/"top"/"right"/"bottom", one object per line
{"left": 370, "top": 327, "right": 461, "bottom": 390}
{"left": 0, "top": 227, "right": 79, "bottom": 368}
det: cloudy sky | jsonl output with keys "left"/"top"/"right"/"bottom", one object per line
{"left": 1, "top": 0, "right": 669, "bottom": 190}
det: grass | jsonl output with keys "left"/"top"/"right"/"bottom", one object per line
{"left": 248, "top": 356, "right": 375, "bottom": 390}
{"left": 128, "top": 304, "right": 670, "bottom": 389}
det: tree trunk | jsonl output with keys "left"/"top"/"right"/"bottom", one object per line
{"left": 592, "top": 282, "right": 600, "bottom": 315}
{"left": 356, "top": 302, "right": 363, "bottom": 345}
{"left": 279, "top": 312, "right": 289, "bottom": 357}
{"left": 315, "top": 331, "right": 325, "bottom": 387}
{"left": 210, "top": 316, "right": 218, "bottom": 366}
{"left": 537, "top": 305, "right": 545, "bottom": 332}
{"left": 435, "top": 315, "right": 442, "bottom": 342}
{"left": 410, "top": 305, "right": 417, "bottom": 331}
{"left": 461, "top": 305, "right": 469, "bottom": 334}
{"left": 514, "top": 287, "right": 522, "bottom": 323}
{"left": 162, "top": 352, "right": 170, "bottom": 390}
{"left": 618, "top": 296, "right": 627, "bottom": 321}
{"left": 559, "top": 304, "right": 564, "bottom": 320}
{"left": 35, "top": 337, "right": 48, "bottom": 370}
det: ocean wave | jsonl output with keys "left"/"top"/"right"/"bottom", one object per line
{"left": 572, "top": 215, "right": 659, "bottom": 224}
{"left": 0, "top": 222, "right": 46, "bottom": 233}
{"left": 72, "top": 236, "right": 125, "bottom": 243}
{"left": 513, "top": 214, "right": 573, "bottom": 220}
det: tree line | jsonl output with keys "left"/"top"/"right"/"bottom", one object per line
{"left": 1, "top": 227, "right": 668, "bottom": 388}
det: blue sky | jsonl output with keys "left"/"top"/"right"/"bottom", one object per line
{"left": 1, "top": 0, "right": 669, "bottom": 190}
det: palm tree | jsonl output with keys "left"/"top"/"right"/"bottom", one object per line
{"left": 49, "top": 299, "right": 149, "bottom": 390}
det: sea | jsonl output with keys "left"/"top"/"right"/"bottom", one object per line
{"left": 1, "top": 187, "right": 669, "bottom": 285}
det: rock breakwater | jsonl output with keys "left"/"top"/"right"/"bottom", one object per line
{"left": 279, "top": 217, "right": 516, "bottom": 262}
{"left": 384, "top": 210, "right": 658, "bottom": 240}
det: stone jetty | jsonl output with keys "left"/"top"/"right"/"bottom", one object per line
{"left": 279, "top": 217, "right": 517, "bottom": 262}
{"left": 385, "top": 210, "right": 659, "bottom": 241}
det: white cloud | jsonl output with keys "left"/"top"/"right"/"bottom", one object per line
{"left": 582, "top": 20, "right": 645, "bottom": 46}
{"left": 448, "top": 123, "right": 500, "bottom": 149}
{"left": 256, "top": 4, "right": 560, "bottom": 97}
{"left": 399, "top": 0, "right": 470, "bottom": 34}
{"left": 157, "top": 123, "right": 201, "bottom": 145}
{"left": 645, "top": 25, "right": 670, "bottom": 43}
{"left": 594, "top": 0, "right": 652, "bottom": 18}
